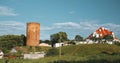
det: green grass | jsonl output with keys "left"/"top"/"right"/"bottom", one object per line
{"left": 61, "top": 44, "right": 120, "bottom": 56}
{"left": 1, "top": 44, "right": 120, "bottom": 63}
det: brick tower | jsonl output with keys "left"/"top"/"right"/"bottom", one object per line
{"left": 26, "top": 22, "right": 40, "bottom": 46}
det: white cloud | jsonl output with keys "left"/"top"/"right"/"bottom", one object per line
{"left": 41, "top": 21, "right": 120, "bottom": 39}
{"left": 0, "top": 21, "right": 25, "bottom": 35}
{"left": 41, "top": 22, "right": 81, "bottom": 31}
{"left": 41, "top": 26, "right": 53, "bottom": 31}
{"left": 101, "top": 23, "right": 120, "bottom": 35}
{"left": 0, "top": 6, "right": 18, "bottom": 16}
{"left": 0, "top": 21, "right": 24, "bottom": 26}
{"left": 69, "top": 11, "right": 75, "bottom": 14}
{"left": 0, "top": 21, "right": 119, "bottom": 39}
{"left": 54, "top": 22, "right": 80, "bottom": 27}
{"left": 41, "top": 22, "right": 98, "bottom": 31}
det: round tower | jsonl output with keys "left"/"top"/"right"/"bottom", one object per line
{"left": 26, "top": 22, "right": 40, "bottom": 46}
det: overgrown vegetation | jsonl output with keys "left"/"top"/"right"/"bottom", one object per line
{"left": 46, "top": 48, "right": 59, "bottom": 57}
{"left": 0, "top": 34, "right": 26, "bottom": 53}
{"left": 1, "top": 44, "right": 120, "bottom": 63}
{"left": 0, "top": 33, "right": 120, "bottom": 63}
{"left": 50, "top": 32, "right": 68, "bottom": 47}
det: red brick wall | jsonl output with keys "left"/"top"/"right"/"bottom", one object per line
{"left": 26, "top": 22, "right": 40, "bottom": 46}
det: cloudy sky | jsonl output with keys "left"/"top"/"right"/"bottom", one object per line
{"left": 0, "top": 0, "right": 120, "bottom": 40}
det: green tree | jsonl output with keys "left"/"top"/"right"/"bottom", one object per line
{"left": 75, "top": 35, "right": 83, "bottom": 41}
{"left": 58, "top": 32, "right": 68, "bottom": 42}
{"left": 50, "top": 32, "right": 68, "bottom": 47}
{"left": 50, "top": 33, "right": 59, "bottom": 47}
{"left": 0, "top": 34, "right": 26, "bottom": 53}
{"left": 103, "top": 34, "right": 114, "bottom": 42}
{"left": 40, "top": 40, "right": 52, "bottom": 45}
{"left": 90, "top": 37, "right": 97, "bottom": 42}
{"left": 39, "top": 40, "right": 43, "bottom": 44}
{"left": 20, "top": 34, "right": 26, "bottom": 46}
{"left": 90, "top": 37, "right": 102, "bottom": 43}
{"left": 44, "top": 40, "right": 52, "bottom": 45}
{"left": 45, "top": 48, "right": 59, "bottom": 56}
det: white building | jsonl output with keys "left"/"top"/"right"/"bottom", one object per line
{"left": 106, "top": 41, "right": 113, "bottom": 44}
{"left": 24, "top": 52, "right": 45, "bottom": 59}
{"left": 54, "top": 43, "right": 64, "bottom": 47}
{"left": 39, "top": 43, "right": 51, "bottom": 47}
{"left": 0, "top": 50, "right": 4, "bottom": 59}
{"left": 75, "top": 41, "right": 88, "bottom": 44}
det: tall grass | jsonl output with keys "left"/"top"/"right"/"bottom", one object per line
{"left": 0, "top": 44, "right": 120, "bottom": 63}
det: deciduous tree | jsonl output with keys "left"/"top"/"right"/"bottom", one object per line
{"left": 50, "top": 32, "right": 68, "bottom": 47}
{"left": 75, "top": 35, "right": 83, "bottom": 41}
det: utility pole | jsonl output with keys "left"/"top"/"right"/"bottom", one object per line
{"left": 59, "top": 33, "right": 62, "bottom": 57}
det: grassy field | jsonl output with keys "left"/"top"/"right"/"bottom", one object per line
{"left": 1, "top": 44, "right": 120, "bottom": 63}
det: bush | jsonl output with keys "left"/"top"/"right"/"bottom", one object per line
{"left": 46, "top": 48, "right": 59, "bottom": 56}
{"left": 68, "top": 41, "right": 76, "bottom": 45}
{"left": 115, "top": 41, "right": 120, "bottom": 46}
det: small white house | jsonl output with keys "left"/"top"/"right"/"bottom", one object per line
{"left": 75, "top": 41, "right": 88, "bottom": 44}
{"left": 54, "top": 43, "right": 64, "bottom": 47}
{"left": 39, "top": 43, "right": 51, "bottom": 47}
{"left": 106, "top": 41, "right": 113, "bottom": 44}
{"left": 0, "top": 50, "right": 4, "bottom": 59}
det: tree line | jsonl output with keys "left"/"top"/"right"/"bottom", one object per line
{"left": 0, "top": 34, "right": 26, "bottom": 53}
{"left": 0, "top": 31, "right": 117, "bottom": 53}
{"left": 40, "top": 32, "right": 84, "bottom": 47}
{"left": 0, "top": 32, "right": 84, "bottom": 51}
{"left": 46, "top": 32, "right": 116, "bottom": 46}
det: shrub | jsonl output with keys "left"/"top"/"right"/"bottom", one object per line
{"left": 114, "top": 41, "right": 120, "bottom": 46}
{"left": 68, "top": 41, "right": 76, "bottom": 45}
{"left": 46, "top": 48, "right": 59, "bottom": 56}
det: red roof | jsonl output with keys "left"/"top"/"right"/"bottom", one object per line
{"left": 86, "top": 27, "right": 118, "bottom": 39}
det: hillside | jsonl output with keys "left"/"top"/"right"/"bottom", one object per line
{"left": 1, "top": 44, "right": 120, "bottom": 63}
{"left": 61, "top": 44, "right": 120, "bottom": 56}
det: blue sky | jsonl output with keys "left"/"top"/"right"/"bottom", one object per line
{"left": 0, "top": 0, "right": 120, "bottom": 40}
